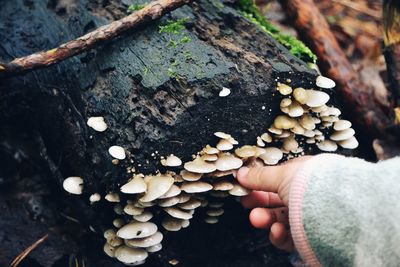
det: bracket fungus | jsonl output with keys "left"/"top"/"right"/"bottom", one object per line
{"left": 66, "top": 76, "right": 360, "bottom": 266}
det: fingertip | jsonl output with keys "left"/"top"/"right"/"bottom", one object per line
{"left": 237, "top": 166, "right": 249, "bottom": 182}
{"left": 249, "top": 208, "right": 272, "bottom": 229}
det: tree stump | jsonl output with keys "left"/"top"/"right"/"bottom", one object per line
{"left": 0, "top": 0, "right": 319, "bottom": 266}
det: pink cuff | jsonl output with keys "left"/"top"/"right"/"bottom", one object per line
{"left": 289, "top": 154, "right": 345, "bottom": 267}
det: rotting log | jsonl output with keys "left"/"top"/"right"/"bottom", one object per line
{"left": 279, "top": 0, "right": 391, "bottom": 139}
{"left": 0, "top": 0, "right": 332, "bottom": 266}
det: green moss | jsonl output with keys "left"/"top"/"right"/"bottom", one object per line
{"left": 236, "top": 0, "right": 317, "bottom": 63}
{"left": 127, "top": 4, "right": 146, "bottom": 13}
{"left": 159, "top": 18, "right": 189, "bottom": 34}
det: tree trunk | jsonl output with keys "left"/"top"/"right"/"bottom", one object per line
{"left": 0, "top": 0, "right": 318, "bottom": 266}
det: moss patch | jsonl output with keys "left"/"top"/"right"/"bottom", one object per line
{"left": 236, "top": 0, "right": 317, "bottom": 63}
{"left": 127, "top": 3, "right": 146, "bottom": 13}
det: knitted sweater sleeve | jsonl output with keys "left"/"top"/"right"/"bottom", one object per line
{"left": 289, "top": 154, "right": 400, "bottom": 267}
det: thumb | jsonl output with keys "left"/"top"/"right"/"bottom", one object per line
{"left": 236, "top": 165, "right": 286, "bottom": 193}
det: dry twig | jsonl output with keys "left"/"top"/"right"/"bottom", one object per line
{"left": 10, "top": 234, "right": 49, "bottom": 267}
{"left": 0, "top": 0, "right": 191, "bottom": 76}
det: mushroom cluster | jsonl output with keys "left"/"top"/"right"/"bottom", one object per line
{"left": 63, "top": 76, "right": 359, "bottom": 266}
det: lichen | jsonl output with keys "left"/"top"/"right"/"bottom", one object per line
{"left": 127, "top": 3, "right": 146, "bottom": 13}
{"left": 236, "top": 0, "right": 317, "bottom": 63}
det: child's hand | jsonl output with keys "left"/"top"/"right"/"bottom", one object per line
{"left": 236, "top": 156, "right": 312, "bottom": 252}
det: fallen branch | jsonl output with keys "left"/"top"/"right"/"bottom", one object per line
{"left": 10, "top": 234, "right": 49, "bottom": 267}
{"left": 278, "top": 0, "right": 391, "bottom": 138}
{"left": 0, "top": 0, "right": 191, "bottom": 76}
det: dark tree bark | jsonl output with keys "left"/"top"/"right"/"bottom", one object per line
{"left": 0, "top": 0, "right": 320, "bottom": 266}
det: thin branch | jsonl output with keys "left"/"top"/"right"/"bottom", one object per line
{"left": 278, "top": 0, "right": 390, "bottom": 138}
{"left": 10, "top": 234, "right": 49, "bottom": 267}
{"left": 0, "top": 0, "right": 191, "bottom": 76}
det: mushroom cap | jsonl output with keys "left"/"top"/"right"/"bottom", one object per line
{"left": 214, "top": 131, "right": 232, "bottom": 139}
{"left": 274, "top": 115, "right": 297, "bottom": 129}
{"left": 215, "top": 153, "right": 243, "bottom": 171}
{"left": 104, "top": 243, "right": 117, "bottom": 258}
{"left": 317, "top": 140, "right": 338, "bottom": 152}
{"left": 117, "top": 222, "right": 158, "bottom": 239}
{"left": 159, "top": 184, "right": 181, "bottom": 199}
{"left": 305, "top": 90, "right": 330, "bottom": 108}
{"left": 206, "top": 208, "right": 224, "bottom": 217}
{"left": 146, "top": 243, "right": 162, "bottom": 253}
{"left": 202, "top": 145, "right": 219, "bottom": 155}
{"left": 108, "top": 146, "right": 126, "bottom": 160}
{"left": 161, "top": 154, "right": 182, "bottom": 167}
{"left": 299, "top": 114, "right": 316, "bottom": 130}
{"left": 89, "top": 193, "right": 101, "bottom": 202}
{"left": 181, "top": 181, "right": 213, "bottom": 193}
{"left": 316, "top": 75, "right": 336, "bottom": 89}
{"left": 133, "top": 211, "right": 153, "bottom": 222}
{"left": 204, "top": 217, "right": 219, "bottom": 224}
{"left": 180, "top": 170, "right": 202, "bottom": 181}
{"left": 216, "top": 139, "right": 234, "bottom": 151}
{"left": 338, "top": 136, "right": 359, "bottom": 149}
{"left": 124, "top": 204, "right": 144, "bottom": 216}
{"left": 184, "top": 157, "right": 217, "bottom": 174}
{"left": 63, "top": 176, "right": 83, "bottom": 195}
{"left": 139, "top": 175, "right": 174, "bottom": 202}
{"left": 158, "top": 196, "right": 180, "bottom": 207}
{"left": 125, "top": 231, "right": 163, "bottom": 248}
{"left": 104, "top": 229, "right": 117, "bottom": 240}
{"left": 258, "top": 147, "right": 283, "bottom": 165}
{"left": 105, "top": 192, "right": 120, "bottom": 203}
{"left": 235, "top": 145, "right": 257, "bottom": 158}
{"left": 113, "top": 218, "right": 125, "bottom": 228}
{"left": 293, "top": 87, "right": 307, "bottom": 104}
{"left": 114, "top": 204, "right": 124, "bottom": 215}
{"left": 330, "top": 128, "right": 355, "bottom": 141}
{"left": 120, "top": 175, "right": 147, "bottom": 194}
{"left": 87, "top": 116, "right": 108, "bottom": 132}
{"left": 201, "top": 154, "right": 218, "bottom": 162}
{"left": 210, "top": 191, "right": 230, "bottom": 198}
{"left": 162, "top": 217, "right": 183, "bottom": 231}
{"left": 219, "top": 87, "right": 231, "bottom": 97}
{"left": 283, "top": 137, "right": 299, "bottom": 152}
{"left": 229, "top": 183, "right": 251, "bottom": 196}
{"left": 268, "top": 126, "right": 283, "bottom": 135}
{"left": 256, "top": 136, "right": 265, "bottom": 147}
{"left": 288, "top": 102, "right": 304, "bottom": 117}
{"left": 181, "top": 220, "right": 190, "bottom": 228}
{"left": 277, "top": 83, "right": 293, "bottom": 95}
{"left": 213, "top": 180, "right": 234, "bottom": 191}
{"left": 209, "top": 201, "right": 224, "bottom": 208}
{"left": 260, "top": 133, "right": 272, "bottom": 143}
{"left": 334, "top": 120, "right": 352, "bottom": 131}
{"left": 164, "top": 207, "right": 193, "bottom": 220}
{"left": 280, "top": 98, "right": 292, "bottom": 108}
{"left": 178, "top": 193, "right": 191, "bottom": 203}
{"left": 178, "top": 198, "right": 202, "bottom": 210}
{"left": 114, "top": 246, "right": 148, "bottom": 264}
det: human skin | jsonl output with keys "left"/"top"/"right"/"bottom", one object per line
{"left": 236, "top": 156, "right": 313, "bottom": 252}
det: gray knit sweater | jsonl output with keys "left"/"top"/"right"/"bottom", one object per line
{"left": 288, "top": 154, "right": 400, "bottom": 267}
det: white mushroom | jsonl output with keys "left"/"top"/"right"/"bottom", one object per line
{"left": 283, "top": 137, "right": 299, "bottom": 152}
{"left": 201, "top": 154, "right": 218, "bottom": 161}
{"left": 268, "top": 126, "right": 283, "bottom": 135}
{"left": 184, "top": 157, "right": 216, "bottom": 174}
{"left": 139, "top": 175, "right": 174, "bottom": 202}
{"left": 277, "top": 83, "right": 293, "bottom": 95}
{"left": 113, "top": 218, "right": 125, "bottom": 228}
{"left": 216, "top": 139, "right": 234, "bottom": 151}
{"left": 133, "top": 211, "right": 153, "bottom": 222}
{"left": 316, "top": 75, "right": 336, "bottom": 89}
{"left": 161, "top": 154, "right": 182, "bottom": 167}
{"left": 274, "top": 115, "right": 297, "bottom": 129}
{"left": 158, "top": 184, "right": 181, "bottom": 199}
{"left": 108, "top": 146, "right": 126, "bottom": 160}
{"left": 207, "top": 208, "right": 224, "bottom": 217}
{"left": 178, "top": 198, "right": 202, "bottom": 210}
{"left": 229, "top": 183, "right": 251, "bottom": 196}
{"left": 63, "top": 176, "right": 83, "bottom": 195}
{"left": 89, "top": 193, "right": 101, "bottom": 203}
{"left": 288, "top": 102, "right": 304, "bottom": 117}
{"left": 215, "top": 153, "right": 243, "bottom": 171}
{"left": 334, "top": 120, "right": 352, "bottom": 131}
{"left": 162, "top": 217, "right": 183, "bottom": 231}
{"left": 202, "top": 145, "right": 220, "bottom": 155}
{"left": 204, "top": 217, "right": 219, "bottom": 224}
{"left": 158, "top": 197, "right": 180, "bottom": 207}
{"left": 125, "top": 231, "right": 163, "bottom": 248}
{"left": 338, "top": 136, "right": 359, "bottom": 149}
{"left": 305, "top": 90, "right": 330, "bottom": 108}
{"left": 317, "top": 140, "right": 338, "bottom": 152}
{"left": 124, "top": 204, "right": 144, "bottom": 216}
{"left": 180, "top": 170, "right": 203, "bottom": 181}
{"left": 105, "top": 192, "right": 120, "bottom": 203}
{"left": 114, "top": 246, "right": 148, "bottom": 264}
{"left": 293, "top": 87, "right": 307, "bottom": 104}
{"left": 87, "top": 116, "right": 108, "bottom": 132}
{"left": 299, "top": 114, "right": 316, "bottom": 130}
{"left": 117, "top": 222, "right": 158, "bottom": 239}
{"left": 258, "top": 147, "right": 283, "bottom": 165}
{"left": 104, "top": 243, "right": 117, "bottom": 258}
{"left": 120, "top": 175, "right": 147, "bottom": 194}
{"left": 330, "top": 128, "right": 355, "bottom": 141}
{"left": 181, "top": 181, "right": 213, "bottom": 193}
{"left": 219, "top": 87, "right": 231, "bottom": 97}
{"left": 260, "top": 133, "right": 272, "bottom": 143}
{"left": 213, "top": 180, "right": 234, "bottom": 191}
{"left": 280, "top": 98, "right": 292, "bottom": 108}
{"left": 146, "top": 243, "right": 162, "bottom": 253}
{"left": 164, "top": 207, "right": 193, "bottom": 220}
{"left": 257, "top": 136, "right": 265, "bottom": 147}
